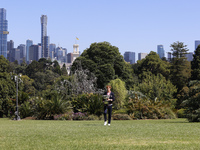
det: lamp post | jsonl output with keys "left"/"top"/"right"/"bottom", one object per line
{"left": 11, "top": 73, "right": 22, "bottom": 120}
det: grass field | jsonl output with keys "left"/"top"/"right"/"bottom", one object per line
{"left": 0, "top": 118, "right": 200, "bottom": 150}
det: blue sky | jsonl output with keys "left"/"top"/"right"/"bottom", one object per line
{"left": 1, "top": 0, "right": 200, "bottom": 60}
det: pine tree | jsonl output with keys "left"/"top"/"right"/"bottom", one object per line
{"left": 191, "top": 45, "right": 200, "bottom": 80}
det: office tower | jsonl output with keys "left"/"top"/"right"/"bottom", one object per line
{"left": 157, "top": 45, "right": 165, "bottom": 59}
{"left": 29, "top": 45, "right": 41, "bottom": 62}
{"left": 26, "top": 39, "right": 33, "bottom": 64}
{"left": 72, "top": 44, "right": 80, "bottom": 63}
{"left": 167, "top": 52, "right": 172, "bottom": 62}
{"left": 195, "top": 40, "right": 200, "bottom": 50}
{"left": 0, "top": 8, "right": 9, "bottom": 58}
{"left": 49, "top": 43, "right": 56, "bottom": 59}
{"left": 41, "top": 15, "right": 47, "bottom": 58}
{"left": 185, "top": 52, "right": 193, "bottom": 61}
{"left": 9, "top": 48, "right": 20, "bottom": 64}
{"left": 7, "top": 40, "right": 14, "bottom": 61}
{"left": 124, "top": 52, "right": 135, "bottom": 64}
{"left": 67, "top": 53, "right": 73, "bottom": 63}
{"left": 138, "top": 53, "right": 148, "bottom": 60}
{"left": 63, "top": 48, "right": 67, "bottom": 63}
{"left": 17, "top": 44, "right": 26, "bottom": 63}
{"left": 44, "top": 36, "right": 49, "bottom": 58}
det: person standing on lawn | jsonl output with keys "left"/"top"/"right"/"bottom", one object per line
{"left": 103, "top": 85, "right": 115, "bottom": 126}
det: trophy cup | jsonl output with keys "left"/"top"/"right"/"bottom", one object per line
{"left": 103, "top": 95, "right": 110, "bottom": 105}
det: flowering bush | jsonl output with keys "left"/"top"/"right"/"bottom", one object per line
{"left": 72, "top": 112, "right": 88, "bottom": 120}
{"left": 54, "top": 112, "right": 73, "bottom": 120}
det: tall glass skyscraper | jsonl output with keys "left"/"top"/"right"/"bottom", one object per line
{"left": 41, "top": 15, "right": 47, "bottom": 58}
{"left": 0, "top": 8, "right": 8, "bottom": 58}
{"left": 124, "top": 52, "right": 135, "bottom": 64}
{"left": 44, "top": 36, "right": 49, "bottom": 58}
{"left": 26, "top": 39, "right": 33, "bottom": 64}
{"left": 157, "top": 45, "right": 165, "bottom": 59}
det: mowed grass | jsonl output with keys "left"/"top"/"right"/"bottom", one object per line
{"left": 0, "top": 118, "right": 200, "bottom": 150}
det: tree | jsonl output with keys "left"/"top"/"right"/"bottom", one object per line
{"left": 61, "top": 64, "right": 68, "bottom": 76}
{"left": 0, "top": 55, "right": 16, "bottom": 117}
{"left": 71, "top": 42, "right": 136, "bottom": 89}
{"left": 182, "top": 80, "right": 200, "bottom": 122}
{"left": 137, "top": 72, "right": 177, "bottom": 103}
{"left": 170, "top": 41, "right": 188, "bottom": 58}
{"left": 136, "top": 51, "right": 170, "bottom": 80}
{"left": 191, "top": 45, "right": 200, "bottom": 80}
{"left": 108, "top": 78, "right": 127, "bottom": 109}
{"left": 170, "top": 41, "right": 191, "bottom": 108}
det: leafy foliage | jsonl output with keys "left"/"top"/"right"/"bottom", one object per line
{"left": 182, "top": 80, "right": 200, "bottom": 122}
{"left": 71, "top": 42, "right": 136, "bottom": 89}
{"left": 108, "top": 78, "right": 127, "bottom": 109}
{"left": 126, "top": 91, "right": 176, "bottom": 119}
{"left": 191, "top": 45, "right": 200, "bottom": 80}
{"left": 137, "top": 72, "right": 177, "bottom": 103}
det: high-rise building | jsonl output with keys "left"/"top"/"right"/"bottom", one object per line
{"left": 41, "top": 15, "right": 47, "bottom": 58}
{"left": 49, "top": 43, "right": 56, "bottom": 59}
{"left": 29, "top": 45, "right": 41, "bottom": 62}
{"left": 138, "top": 53, "right": 148, "bottom": 60}
{"left": 67, "top": 53, "right": 73, "bottom": 63}
{"left": 124, "top": 52, "right": 135, "bottom": 64}
{"left": 9, "top": 48, "right": 20, "bottom": 64}
{"left": 157, "top": 45, "right": 165, "bottom": 59}
{"left": 17, "top": 44, "right": 26, "bottom": 63}
{"left": 0, "top": 8, "right": 9, "bottom": 58}
{"left": 26, "top": 39, "right": 33, "bottom": 64}
{"left": 195, "top": 40, "right": 200, "bottom": 50}
{"left": 185, "top": 52, "right": 193, "bottom": 61}
{"left": 44, "top": 36, "right": 49, "bottom": 58}
{"left": 167, "top": 52, "right": 172, "bottom": 62}
{"left": 7, "top": 40, "right": 14, "bottom": 61}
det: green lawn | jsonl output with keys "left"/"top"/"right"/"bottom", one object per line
{"left": 0, "top": 118, "right": 200, "bottom": 150}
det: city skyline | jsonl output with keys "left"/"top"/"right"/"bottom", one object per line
{"left": 1, "top": 0, "right": 200, "bottom": 61}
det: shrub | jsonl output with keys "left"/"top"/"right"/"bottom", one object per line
{"left": 72, "top": 112, "right": 88, "bottom": 120}
{"left": 54, "top": 111, "right": 73, "bottom": 120}
{"left": 113, "top": 114, "right": 132, "bottom": 120}
{"left": 87, "top": 115, "right": 99, "bottom": 120}
{"left": 177, "top": 108, "right": 186, "bottom": 118}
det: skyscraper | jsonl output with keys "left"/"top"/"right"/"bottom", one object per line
{"left": 124, "top": 52, "right": 135, "bottom": 64}
{"left": 26, "top": 39, "right": 33, "bottom": 64}
{"left": 49, "top": 43, "right": 56, "bottom": 59}
{"left": 17, "top": 44, "right": 26, "bottom": 63}
{"left": 195, "top": 40, "right": 200, "bottom": 50}
{"left": 7, "top": 40, "right": 14, "bottom": 61}
{"left": 29, "top": 45, "right": 41, "bottom": 62}
{"left": 167, "top": 52, "right": 172, "bottom": 62}
{"left": 44, "top": 36, "right": 49, "bottom": 58}
{"left": 185, "top": 52, "right": 193, "bottom": 61}
{"left": 138, "top": 53, "right": 148, "bottom": 60}
{"left": 0, "top": 8, "right": 9, "bottom": 58}
{"left": 41, "top": 15, "right": 47, "bottom": 58}
{"left": 157, "top": 45, "right": 165, "bottom": 59}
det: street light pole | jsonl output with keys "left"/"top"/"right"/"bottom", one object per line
{"left": 15, "top": 75, "right": 20, "bottom": 120}
{"left": 11, "top": 73, "right": 21, "bottom": 120}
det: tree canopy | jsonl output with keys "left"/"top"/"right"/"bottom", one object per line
{"left": 71, "top": 42, "right": 136, "bottom": 89}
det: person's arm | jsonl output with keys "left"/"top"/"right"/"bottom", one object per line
{"left": 108, "top": 92, "right": 115, "bottom": 102}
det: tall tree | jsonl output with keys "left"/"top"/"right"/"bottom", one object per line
{"left": 191, "top": 45, "right": 200, "bottom": 80}
{"left": 71, "top": 42, "right": 136, "bottom": 89}
{"left": 136, "top": 51, "right": 170, "bottom": 80}
{"left": 170, "top": 41, "right": 191, "bottom": 108}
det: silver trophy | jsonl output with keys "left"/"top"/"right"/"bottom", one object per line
{"left": 103, "top": 95, "right": 110, "bottom": 104}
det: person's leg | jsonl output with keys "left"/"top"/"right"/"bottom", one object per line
{"left": 108, "top": 105, "right": 112, "bottom": 124}
{"left": 104, "top": 105, "right": 107, "bottom": 122}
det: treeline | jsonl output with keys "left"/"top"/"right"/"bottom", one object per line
{"left": 1, "top": 41, "right": 200, "bottom": 121}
